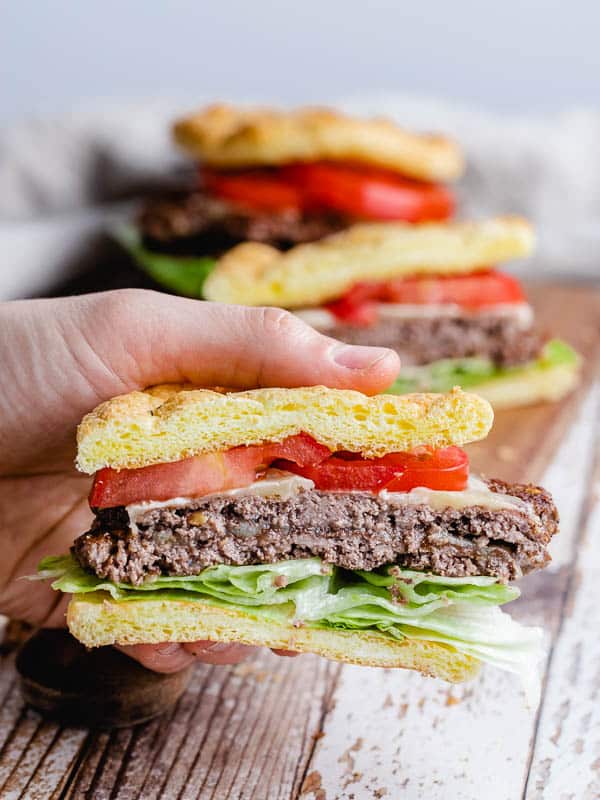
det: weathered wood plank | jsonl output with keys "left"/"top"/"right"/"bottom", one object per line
{"left": 61, "top": 731, "right": 112, "bottom": 799}
{"left": 469, "top": 283, "right": 600, "bottom": 484}
{"left": 59, "top": 649, "right": 336, "bottom": 799}
{"left": 525, "top": 394, "right": 600, "bottom": 800}
{"left": 301, "top": 382, "right": 600, "bottom": 800}
{"left": 0, "top": 716, "right": 57, "bottom": 800}
{"left": 22, "top": 726, "right": 88, "bottom": 800}
{"left": 539, "top": 383, "right": 600, "bottom": 571}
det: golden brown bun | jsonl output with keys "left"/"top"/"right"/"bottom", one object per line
{"left": 67, "top": 593, "right": 480, "bottom": 684}
{"left": 472, "top": 361, "right": 580, "bottom": 409}
{"left": 76, "top": 385, "right": 493, "bottom": 473}
{"left": 173, "top": 103, "right": 464, "bottom": 182}
{"left": 203, "top": 217, "right": 535, "bottom": 308}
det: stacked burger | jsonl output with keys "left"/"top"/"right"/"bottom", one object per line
{"left": 39, "top": 386, "right": 558, "bottom": 685}
{"left": 124, "top": 104, "right": 463, "bottom": 294}
{"left": 121, "top": 103, "right": 579, "bottom": 409}
{"left": 201, "top": 218, "right": 580, "bottom": 409}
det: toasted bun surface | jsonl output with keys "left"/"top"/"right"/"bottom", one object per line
{"left": 76, "top": 385, "right": 493, "bottom": 473}
{"left": 173, "top": 104, "right": 464, "bottom": 182}
{"left": 203, "top": 217, "right": 535, "bottom": 308}
{"left": 471, "top": 361, "right": 580, "bottom": 410}
{"left": 67, "top": 593, "right": 480, "bottom": 683}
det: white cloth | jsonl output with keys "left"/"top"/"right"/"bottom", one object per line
{"left": 1, "top": 95, "right": 599, "bottom": 299}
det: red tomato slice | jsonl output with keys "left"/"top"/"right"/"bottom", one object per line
{"left": 203, "top": 168, "right": 303, "bottom": 212}
{"left": 326, "top": 271, "right": 525, "bottom": 324}
{"left": 324, "top": 297, "right": 379, "bottom": 327}
{"left": 89, "top": 433, "right": 330, "bottom": 509}
{"left": 277, "top": 446, "right": 468, "bottom": 493}
{"left": 201, "top": 162, "right": 453, "bottom": 220}
{"left": 325, "top": 281, "right": 382, "bottom": 325}
{"left": 382, "top": 270, "right": 525, "bottom": 308}
{"left": 379, "top": 446, "right": 469, "bottom": 491}
{"left": 280, "top": 162, "right": 455, "bottom": 222}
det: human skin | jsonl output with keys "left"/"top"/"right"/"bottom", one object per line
{"left": 0, "top": 290, "right": 400, "bottom": 673}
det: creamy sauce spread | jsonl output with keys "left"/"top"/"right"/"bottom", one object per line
{"left": 294, "top": 303, "right": 534, "bottom": 331}
{"left": 382, "top": 475, "right": 533, "bottom": 515}
{"left": 126, "top": 469, "right": 315, "bottom": 524}
{"left": 125, "top": 471, "right": 532, "bottom": 524}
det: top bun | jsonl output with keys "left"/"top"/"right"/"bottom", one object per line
{"left": 76, "top": 386, "right": 493, "bottom": 473}
{"left": 173, "top": 104, "right": 464, "bottom": 182}
{"left": 203, "top": 217, "right": 535, "bottom": 308}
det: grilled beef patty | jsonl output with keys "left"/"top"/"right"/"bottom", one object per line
{"left": 320, "top": 313, "right": 544, "bottom": 368}
{"left": 138, "top": 190, "right": 345, "bottom": 255}
{"left": 73, "top": 480, "right": 558, "bottom": 586}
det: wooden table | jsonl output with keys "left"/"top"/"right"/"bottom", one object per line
{"left": 0, "top": 284, "right": 599, "bottom": 800}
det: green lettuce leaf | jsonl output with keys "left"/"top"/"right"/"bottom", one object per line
{"left": 37, "top": 555, "right": 539, "bottom": 680}
{"left": 113, "top": 225, "right": 215, "bottom": 298}
{"left": 387, "top": 338, "right": 579, "bottom": 395}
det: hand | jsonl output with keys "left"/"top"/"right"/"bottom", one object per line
{"left": 0, "top": 290, "right": 399, "bottom": 672}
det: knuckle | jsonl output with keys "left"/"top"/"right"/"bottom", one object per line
{"left": 252, "top": 306, "right": 305, "bottom": 339}
{"left": 91, "top": 289, "right": 160, "bottom": 328}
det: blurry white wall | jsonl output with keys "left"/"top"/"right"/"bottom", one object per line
{"left": 2, "top": 0, "right": 599, "bottom": 299}
{"left": 2, "top": 0, "right": 599, "bottom": 122}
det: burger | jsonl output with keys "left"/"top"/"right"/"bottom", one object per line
{"left": 39, "top": 386, "right": 558, "bottom": 685}
{"left": 201, "top": 217, "right": 580, "bottom": 409}
{"left": 120, "top": 104, "right": 463, "bottom": 296}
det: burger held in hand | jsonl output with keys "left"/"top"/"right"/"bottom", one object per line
{"left": 38, "top": 386, "right": 558, "bottom": 687}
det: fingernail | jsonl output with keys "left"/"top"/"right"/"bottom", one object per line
{"left": 191, "top": 642, "right": 231, "bottom": 655}
{"left": 155, "top": 643, "right": 181, "bottom": 656}
{"left": 331, "top": 344, "right": 391, "bottom": 370}
{"left": 205, "top": 642, "right": 232, "bottom": 653}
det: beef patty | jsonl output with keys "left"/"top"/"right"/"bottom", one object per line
{"left": 73, "top": 479, "right": 558, "bottom": 586}
{"left": 320, "top": 312, "right": 544, "bottom": 367}
{"left": 138, "top": 189, "right": 345, "bottom": 255}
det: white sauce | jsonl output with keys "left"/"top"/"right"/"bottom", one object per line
{"left": 382, "top": 475, "right": 533, "bottom": 515}
{"left": 294, "top": 302, "right": 534, "bottom": 331}
{"left": 379, "top": 302, "right": 534, "bottom": 328}
{"left": 125, "top": 470, "right": 532, "bottom": 523}
{"left": 126, "top": 469, "right": 315, "bottom": 525}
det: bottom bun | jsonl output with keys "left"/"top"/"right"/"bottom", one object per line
{"left": 67, "top": 593, "right": 481, "bottom": 684}
{"left": 472, "top": 362, "right": 579, "bottom": 410}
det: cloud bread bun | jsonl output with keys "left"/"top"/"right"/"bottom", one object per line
{"left": 173, "top": 103, "right": 464, "bottom": 183}
{"left": 473, "top": 361, "right": 580, "bottom": 410}
{"left": 76, "top": 385, "right": 493, "bottom": 473}
{"left": 67, "top": 593, "right": 480, "bottom": 683}
{"left": 203, "top": 217, "right": 535, "bottom": 308}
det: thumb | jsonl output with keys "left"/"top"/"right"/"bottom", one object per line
{"left": 1, "top": 291, "right": 401, "bottom": 471}
{"left": 78, "top": 290, "right": 401, "bottom": 395}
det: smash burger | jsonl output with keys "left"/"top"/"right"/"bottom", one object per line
{"left": 201, "top": 217, "right": 580, "bottom": 408}
{"left": 39, "top": 386, "right": 558, "bottom": 684}
{"left": 124, "top": 104, "right": 464, "bottom": 294}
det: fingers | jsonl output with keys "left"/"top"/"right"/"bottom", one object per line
{"left": 181, "top": 640, "right": 256, "bottom": 665}
{"left": 117, "top": 643, "right": 196, "bottom": 673}
{"left": 77, "top": 291, "right": 400, "bottom": 397}
{"left": 1, "top": 292, "right": 400, "bottom": 471}
{"left": 117, "top": 641, "right": 299, "bottom": 673}
{"left": 117, "top": 640, "right": 255, "bottom": 673}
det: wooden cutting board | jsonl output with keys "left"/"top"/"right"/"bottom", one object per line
{"left": 468, "top": 281, "right": 600, "bottom": 483}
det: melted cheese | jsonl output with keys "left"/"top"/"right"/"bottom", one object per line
{"left": 126, "top": 469, "right": 315, "bottom": 524}
{"left": 125, "top": 471, "right": 532, "bottom": 525}
{"left": 381, "top": 475, "right": 533, "bottom": 515}
{"left": 294, "top": 303, "right": 534, "bottom": 331}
